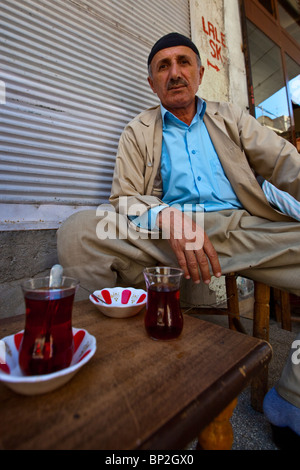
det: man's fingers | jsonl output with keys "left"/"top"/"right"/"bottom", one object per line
{"left": 193, "top": 251, "right": 209, "bottom": 284}
{"left": 170, "top": 238, "right": 222, "bottom": 284}
{"left": 184, "top": 250, "right": 202, "bottom": 283}
{"left": 202, "top": 235, "right": 222, "bottom": 278}
{"left": 173, "top": 248, "right": 191, "bottom": 281}
{"left": 178, "top": 248, "right": 217, "bottom": 285}
{"left": 159, "top": 207, "right": 222, "bottom": 284}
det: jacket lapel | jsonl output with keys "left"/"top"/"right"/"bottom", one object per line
{"left": 139, "top": 106, "right": 163, "bottom": 196}
{"left": 203, "top": 105, "right": 291, "bottom": 221}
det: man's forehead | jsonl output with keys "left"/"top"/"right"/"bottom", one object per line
{"left": 152, "top": 45, "right": 197, "bottom": 63}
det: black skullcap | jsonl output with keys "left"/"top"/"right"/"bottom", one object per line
{"left": 148, "top": 32, "right": 200, "bottom": 66}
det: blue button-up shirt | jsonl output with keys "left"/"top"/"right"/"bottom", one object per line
{"left": 130, "top": 97, "right": 242, "bottom": 230}
{"left": 160, "top": 98, "right": 242, "bottom": 211}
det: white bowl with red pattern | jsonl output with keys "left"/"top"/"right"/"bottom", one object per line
{"left": 0, "top": 328, "right": 96, "bottom": 395}
{"left": 89, "top": 287, "right": 147, "bottom": 318}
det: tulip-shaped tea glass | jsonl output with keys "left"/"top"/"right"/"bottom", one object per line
{"left": 19, "top": 276, "right": 79, "bottom": 375}
{"left": 143, "top": 267, "right": 184, "bottom": 340}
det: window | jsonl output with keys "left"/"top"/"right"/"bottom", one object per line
{"left": 241, "top": 0, "right": 300, "bottom": 149}
{"left": 247, "top": 20, "right": 292, "bottom": 141}
{"left": 278, "top": 0, "right": 300, "bottom": 43}
{"left": 257, "top": 0, "right": 276, "bottom": 16}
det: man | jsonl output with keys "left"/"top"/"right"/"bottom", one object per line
{"left": 57, "top": 32, "right": 300, "bottom": 295}
{"left": 57, "top": 33, "right": 300, "bottom": 445}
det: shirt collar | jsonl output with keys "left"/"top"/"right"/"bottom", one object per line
{"left": 161, "top": 96, "right": 206, "bottom": 128}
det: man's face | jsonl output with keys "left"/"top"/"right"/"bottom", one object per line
{"left": 148, "top": 45, "right": 204, "bottom": 114}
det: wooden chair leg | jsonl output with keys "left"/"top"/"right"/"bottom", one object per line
{"left": 273, "top": 288, "right": 282, "bottom": 323}
{"left": 225, "top": 273, "right": 245, "bottom": 333}
{"left": 251, "top": 281, "right": 270, "bottom": 412}
{"left": 273, "top": 288, "right": 291, "bottom": 331}
{"left": 281, "top": 291, "right": 291, "bottom": 331}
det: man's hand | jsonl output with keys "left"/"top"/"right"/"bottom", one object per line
{"left": 157, "top": 207, "right": 221, "bottom": 284}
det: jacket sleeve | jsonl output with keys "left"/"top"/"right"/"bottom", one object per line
{"left": 109, "top": 119, "right": 168, "bottom": 229}
{"left": 235, "top": 104, "right": 300, "bottom": 202}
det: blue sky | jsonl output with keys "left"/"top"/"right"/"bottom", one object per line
{"left": 256, "top": 75, "right": 300, "bottom": 119}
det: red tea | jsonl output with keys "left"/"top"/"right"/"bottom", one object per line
{"left": 144, "top": 284, "right": 183, "bottom": 340}
{"left": 19, "top": 288, "right": 75, "bottom": 375}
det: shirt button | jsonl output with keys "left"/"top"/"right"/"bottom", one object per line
{"left": 192, "top": 150, "right": 196, "bottom": 155}
{"left": 197, "top": 176, "right": 201, "bottom": 181}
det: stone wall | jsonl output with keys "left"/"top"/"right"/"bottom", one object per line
{"left": 0, "top": 229, "right": 58, "bottom": 318}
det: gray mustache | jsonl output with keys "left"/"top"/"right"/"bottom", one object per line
{"left": 167, "top": 78, "right": 188, "bottom": 90}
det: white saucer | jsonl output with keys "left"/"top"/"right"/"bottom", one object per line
{"left": 89, "top": 286, "right": 147, "bottom": 318}
{"left": 0, "top": 328, "right": 96, "bottom": 395}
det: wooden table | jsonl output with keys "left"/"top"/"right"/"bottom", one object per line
{"left": 0, "top": 300, "right": 272, "bottom": 450}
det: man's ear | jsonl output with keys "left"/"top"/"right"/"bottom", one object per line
{"left": 199, "top": 66, "right": 205, "bottom": 84}
{"left": 147, "top": 76, "right": 156, "bottom": 94}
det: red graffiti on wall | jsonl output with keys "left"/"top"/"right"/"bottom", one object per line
{"left": 202, "top": 16, "right": 227, "bottom": 72}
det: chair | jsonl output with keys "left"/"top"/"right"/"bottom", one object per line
{"left": 226, "top": 273, "right": 270, "bottom": 412}
{"left": 273, "top": 288, "right": 292, "bottom": 331}
{"left": 186, "top": 273, "right": 290, "bottom": 412}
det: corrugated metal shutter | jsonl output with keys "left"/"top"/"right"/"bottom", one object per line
{"left": 0, "top": 0, "right": 191, "bottom": 206}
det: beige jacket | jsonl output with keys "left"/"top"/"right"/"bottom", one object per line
{"left": 110, "top": 100, "right": 300, "bottom": 223}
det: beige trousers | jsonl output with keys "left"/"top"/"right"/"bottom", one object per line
{"left": 57, "top": 208, "right": 300, "bottom": 296}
